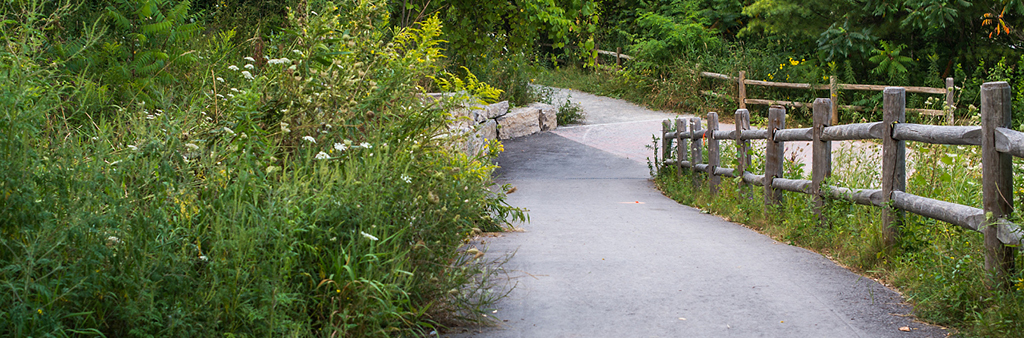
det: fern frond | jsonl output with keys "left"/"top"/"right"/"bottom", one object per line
{"left": 105, "top": 6, "right": 131, "bottom": 30}
{"left": 167, "top": 0, "right": 191, "bottom": 22}
{"left": 143, "top": 20, "right": 173, "bottom": 36}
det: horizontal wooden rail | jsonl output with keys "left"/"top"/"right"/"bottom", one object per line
{"left": 893, "top": 124, "right": 982, "bottom": 145}
{"left": 773, "top": 128, "right": 813, "bottom": 142}
{"left": 891, "top": 191, "right": 985, "bottom": 232}
{"left": 827, "top": 187, "right": 885, "bottom": 207}
{"left": 995, "top": 127, "right": 1024, "bottom": 158}
{"left": 714, "top": 167, "right": 737, "bottom": 178}
{"left": 822, "top": 122, "right": 884, "bottom": 141}
{"left": 594, "top": 49, "right": 633, "bottom": 60}
{"left": 713, "top": 130, "right": 734, "bottom": 139}
{"left": 740, "top": 129, "right": 769, "bottom": 140}
{"left": 772, "top": 178, "right": 812, "bottom": 193}
{"left": 742, "top": 172, "right": 765, "bottom": 186}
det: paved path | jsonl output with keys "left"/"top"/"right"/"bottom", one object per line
{"left": 444, "top": 88, "right": 945, "bottom": 337}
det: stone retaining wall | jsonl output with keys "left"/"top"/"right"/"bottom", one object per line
{"left": 440, "top": 97, "right": 557, "bottom": 155}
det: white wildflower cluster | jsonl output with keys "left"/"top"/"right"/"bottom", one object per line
{"left": 267, "top": 58, "right": 291, "bottom": 65}
{"left": 315, "top": 151, "right": 330, "bottom": 160}
{"left": 303, "top": 135, "right": 316, "bottom": 143}
{"left": 360, "top": 231, "right": 378, "bottom": 241}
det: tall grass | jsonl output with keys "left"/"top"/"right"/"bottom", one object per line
{"left": 1, "top": 1, "right": 523, "bottom": 336}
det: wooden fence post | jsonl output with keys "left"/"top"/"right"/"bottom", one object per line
{"left": 882, "top": 88, "right": 907, "bottom": 248}
{"left": 980, "top": 81, "right": 1016, "bottom": 284}
{"left": 735, "top": 109, "right": 751, "bottom": 199}
{"left": 945, "top": 77, "right": 956, "bottom": 125}
{"left": 738, "top": 71, "right": 747, "bottom": 110}
{"left": 662, "top": 119, "right": 672, "bottom": 166}
{"left": 675, "top": 117, "right": 688, "bottom": 177}
{"left": 708, "top": 112, "right": 721, "bottom": 195}
{"left": 812, "top": 98, "right": 832, "bottom": 226}
{"left": 830, "top": 75, "right": 839, "bottom": 125}
{"left": 691, "top": 117, "right": 703, "bottom": 189}
{"left": 765, "top": 106, "right": 785, "bottom": 206}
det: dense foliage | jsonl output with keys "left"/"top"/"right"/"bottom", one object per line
{"left": 552, "top": 0, "right": 1024, "bottom": 125}
{"left": 1, "top": 0, "right": 525, "bottom": 336}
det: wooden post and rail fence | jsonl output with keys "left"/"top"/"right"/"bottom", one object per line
{"left": 701, "top": 71, "right": 957, "bottom": 125}
{"left": 592, "top": 48, "right": 956, "bottom": 125}
{"left": 658, "top": 81, "right": 1022, "bottom": 284}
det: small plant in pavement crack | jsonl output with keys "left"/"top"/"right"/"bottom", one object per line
{"left": 557, "top": 94, "right": 586, "bottom": 125}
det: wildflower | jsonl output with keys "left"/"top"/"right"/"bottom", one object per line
{"left": 216, "top": 77, "right": 224, "bottom": 82}
{"left": 226, "top": 93, "right": 234, "bottom": 98}
{"left": 128, "top": 145, "right": 138, "bottom": 151}
{"left": 361, "top": 231, "right": 378, "bottom": 241}
{"left": 244, "top": 56, "right": 256, "bottom": 62}
{"left": 228, "top": 65, "right": 239, "bottom": 71}
{"left": 303, "top": 135, "right": 316, "bottom": 143}
{"left": 37, "top": 309, "right": 43, "bottom": 315}
{"left": 223, "top": 127, "right": 236, "bottom": 136}
{"left": 185, "top": 143, "right": 199, "bottom": 150}
{"left": 315, "top": 151, "right": 330, "bottom": 160}
{"left": 216, "top": 94, "right": 224, "bottom": 98}
{"left": 91, "top": 136, "right": 100, "bottom": 141}
{"left": 106, "top": 236, "right": 121, "bottom": 247}
{"left": 244, "top": 64, "right": 255, "bottom": 70}
{"left": 266, "top": 166, "right": 280, "bottom": 174}
{"left": 360, "top": 142, "right": 372, "bottom": 148}
{"left": 199, "top": 255, "right": 208, "bottom": 261}
{"left": 401, "top": 174, "right": 411, "bottom": 183}
{"left": 268, "top": 58, "right": 291, "bottom": 65}
{"left": 242, "top": 71, "right": 253, "bottom": 80}
{"left": 334, "top": 142, "right": 347, "bottom": 152}
{"left": 779, "top": 63, "right": 784, "bottom": 70}
{"left": 231, "top": 87, "right": 239, "bottom": 92}
{"left": 292, "top": 49, "right": 302, "bottom": 55}
{"left": 280, "top": 122, "right": 291, "bottom": 133}
{"left": 789, "top": 58, "right": 799, "bottom": 66}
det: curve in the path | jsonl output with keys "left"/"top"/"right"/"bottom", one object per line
{"left": 443, "top": 89, "right": 945, "bottom": 338}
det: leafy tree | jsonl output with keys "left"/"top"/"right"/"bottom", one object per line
{"left": 868, "top": 41, "right": 914, "bottom": 84}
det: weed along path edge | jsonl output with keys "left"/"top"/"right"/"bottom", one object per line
{"left": 444, "top": 88, "right": 946, "bottom": 337}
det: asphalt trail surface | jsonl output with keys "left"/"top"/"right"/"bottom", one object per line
{"left": 444, "top": 88, "right": 946, "bottom": 337}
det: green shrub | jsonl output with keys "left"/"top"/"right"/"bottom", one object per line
{"left": 0, "top": 2, "right": 524, "bottom": 336}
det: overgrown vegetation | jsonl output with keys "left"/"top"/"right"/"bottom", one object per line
{"left": 533, "top": 0, "right": 1024, "bottom": 127}
{"left": 1, "top": 0, "right": 527, "bottom": 336}
{"left": 653, "top": 140, "right": 1024, "bottom": 337}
